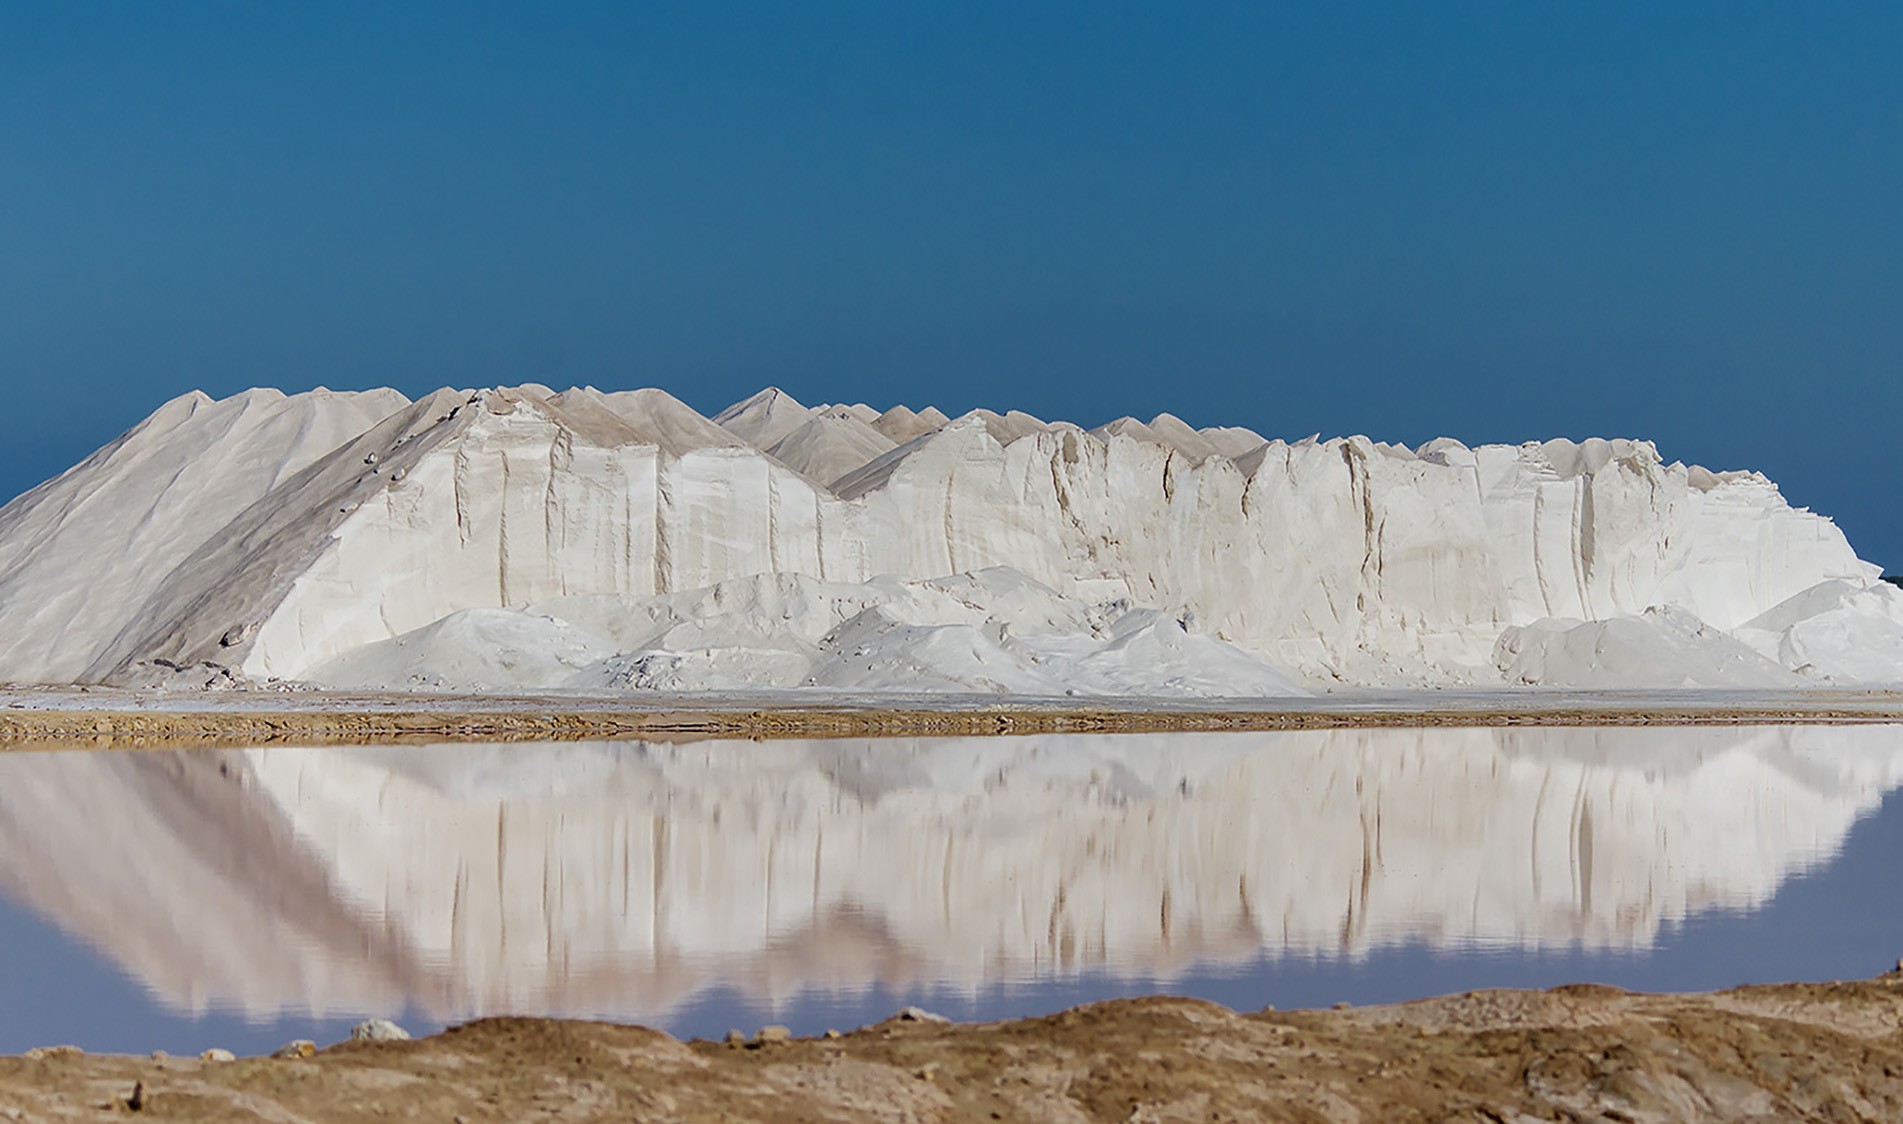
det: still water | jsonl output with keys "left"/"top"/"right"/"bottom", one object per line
{"left": 1, "top": 725, "right": 1900, "bottom": 1055}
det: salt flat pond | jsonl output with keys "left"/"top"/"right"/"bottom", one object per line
{"left": 1, "top": 725, "right": 1900, "bottom": 1056}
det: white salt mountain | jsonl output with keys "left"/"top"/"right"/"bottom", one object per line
{"left": 0, "top": 383, "right": 1893, "bottom": 694}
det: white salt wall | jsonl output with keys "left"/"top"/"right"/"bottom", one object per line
{"left": 249, "top": 393, "right": 1873, "bottom": 685}
{"left": 0, "top": 384, "right": 1883, "bottom": 689}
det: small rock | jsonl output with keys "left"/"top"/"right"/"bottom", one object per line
{"left": 723, "top": 1029, "right": 746, "bottom": 1047}
{"left": 349, "top": 1018, "right": 411, "bottom": 1043}
{"left": 915, "top": 1063, "right": 940, "bottom": 1082}
{"left": 271, "top": 1040, "right": 316, "bottom": 1060}
{"left": 824, "top": 1029, "right": 842, "bottom": 1040}
{"left": 149, "top": 1051, "right": 168, "bottom": 1063}
{"left": 1333, "top": 1001, "right": 1351, "bottom": 1010}
{"left": 199, "top": 1048, "right": 236, "bottom": 1063}
{"left": 23, "top": 1045, "right": 82, "bottom": 1061}
{"left": 756, "top": 1025, "right": 792, "bottom": 1046}
{"left": 897, "top": 1006, "right": 950, "bottom": 1024}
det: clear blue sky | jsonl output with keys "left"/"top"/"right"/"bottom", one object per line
{"left": 3, "top": 3, "right": 1898, "bottom": 564}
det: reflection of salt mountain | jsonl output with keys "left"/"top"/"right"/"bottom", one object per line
{"left": 0, "top": 727, "right": 1899, "bottom": 1021}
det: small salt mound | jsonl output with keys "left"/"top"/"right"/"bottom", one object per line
{"left": 307, "top": 609, "right": 617, "bottom": 692}
{"left": 871, "top": 404, "right": 949, "bottom": 443}
{"left": 586, "top": 644, "right": 819, "bottom": 692}
{"left": 713, "top": 387, "right": 816, "bottom": 450}
{"left": 869, "top": 568, "right": 1101, "bottom": 638}
{"left": 568, "top": 387, "right": 747, "bottom": 455}
{"left": 535, "top": 572, "right": 885, "bottom": 652}
{"left": 295, "top": 566, "right": 1312, "bottom": 698}
{"left": 1063, "top": 610, "right": 1308, "bottom": 697}
{"left": 1091, "top": 417, "right": 1165, "bottom": 449}
{"left": 1197, "top": 424, "right": 1268, "bottom": 459}
{"left": 801, "top": 603, "right": 1306, "bottom": 697}
{"left": 1494, "top": 607, "right": 1804, "bottom": 690}
{"left": 1141, "top": 414, "right": 1224, "bottom": 461}
{"left": 829, "top": 417, "right": 984, "bottom": 500}
{"left": 765, "top": 413, "right": 897, "bottom": 489}
{"left": 960, "top": 408, "right": 1049, "bottom": 445}
{"left": 571, "top": 604, "right": 831, "bottom": 690}
{"left": 813, "top": 402, "right": 880, "bottom": 424}
{"left": 807, "top": 608, "right": 1071, "bottom": 694}
{"left": 1733, "top": 580, "right": 1903, "bottom": 684}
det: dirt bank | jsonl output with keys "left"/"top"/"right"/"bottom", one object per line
{"left": 6, "top": 684, "right": 1903, "bottom": 749}
{"left": 7, "top": 976, "right": 1903, "bottom": 1121}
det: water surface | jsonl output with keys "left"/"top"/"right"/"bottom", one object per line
{"left": 1, "top": 724, "right": 1900, "bottom": 1054}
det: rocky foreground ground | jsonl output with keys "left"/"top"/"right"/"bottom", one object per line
{"left": 7, "top": 976, "right": 1903, "bottom": 1122}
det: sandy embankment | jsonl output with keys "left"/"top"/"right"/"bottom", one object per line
{"left": 7, "top": 975, "right": 1903, "bottom": 1121}
{"left": 5, "top": 685, "right": 1903, "bottom": 749}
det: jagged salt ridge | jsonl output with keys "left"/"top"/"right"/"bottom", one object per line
{"left": 0, "top": 383, "right": 1891, "bottom": 691}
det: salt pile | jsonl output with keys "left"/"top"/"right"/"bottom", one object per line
{"left": 306, "top": 569, "right": 1305, "bottom": 697}
{"left": 1493, "top": 608, "right": 1806, "bottom": 690}
{"left": 0, "top": 383, "right": 1892, "bottom": 694}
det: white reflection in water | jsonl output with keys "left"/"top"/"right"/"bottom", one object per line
{"left": 0, "top": 725, "right": 1898, "bottom": 1022}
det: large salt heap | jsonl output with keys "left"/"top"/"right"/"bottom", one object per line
{"left": 0, "top": 384, "right": 1892, "bottom": 693}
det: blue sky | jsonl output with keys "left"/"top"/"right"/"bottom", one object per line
{"left": 3, "top": 3, "right": 1899, "bottom": 563}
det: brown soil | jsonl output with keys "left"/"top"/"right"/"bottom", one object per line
{"left": 8, "top": 976, "right": 1903, "bottom": 1122}
{"left": 7, "top": 695, "right": 1903, "bottom": 750}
